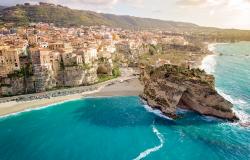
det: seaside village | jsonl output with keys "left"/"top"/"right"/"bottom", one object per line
{"left": 0, "top": 22, "right": 192, "bottom": 97}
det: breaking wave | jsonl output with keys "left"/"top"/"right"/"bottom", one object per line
{"left": 217, "top": 89, "right": 249, "bottom": 123}
{"left": 201, "top": 43, "right": 249, "bottom": 124}
{"left": 133, "top": 125, "right": 164, "bottom": 160}
{"left": 200, "top": 54, "right": 217, "bottom": 74}
{"left": 217, "top": 89, "right": 247, "bottom": 105}
{"left": 208, "top": 43, "right": 217, "bottom": 51}
{"left": 143, "top": 104, "right": 173, "bottom": 120}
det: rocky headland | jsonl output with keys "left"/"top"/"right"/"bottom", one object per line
{"left": 140, "top": 64, "right": 238, "bottom": 121}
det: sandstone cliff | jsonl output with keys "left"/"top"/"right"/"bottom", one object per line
{"left": 140, "top": 64, "right": 238, "bottom": 121}
{"left": 0, "top": 65, "right": 98, "bottom": 96}
{"left": 62, "top": 66, "right": 98, "bottom": 87}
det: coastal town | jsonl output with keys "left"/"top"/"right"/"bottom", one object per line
{"left": 1, "top": 3, "right": 236, "bottom": 123}
{"left": 0, "top": 17, "right": 203, "bottom": 97}
{"left": 0, "top": 2, "right": 249, "bottom": 160}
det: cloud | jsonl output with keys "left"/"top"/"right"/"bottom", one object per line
{"left": 66, "top": 0, "right": 117, "bottom": 5}
{"left": 176, "top": 0, "right": 206, "bottom": 6}
{"left": 177, "top": 0, "right": 230, "bottom": 7}
{"left": 176, "top": 0, "right": 250, "bottom": 7}
{"left": 152, "top": 9, "right": 162, "bottom": 14}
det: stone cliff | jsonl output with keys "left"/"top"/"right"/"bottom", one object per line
{"left": 62, "top": 66, "right": 98, "bottom": 87}
{"left": 140, "top": 64, "right": 238, "bottom": 121}
{"left": 0, "top": 65, "right": 98, "bottom": 96}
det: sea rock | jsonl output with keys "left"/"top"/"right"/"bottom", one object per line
{"left": 140, "top": 64, "right": 238, "bottom": 121}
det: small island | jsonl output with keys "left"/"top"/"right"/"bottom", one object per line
{"left": 140, "top": 64, "right": 238, "bottom": 121}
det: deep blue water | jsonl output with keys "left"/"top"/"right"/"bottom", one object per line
{"left": 0, "top": 42, "right": 250, "bottom": 160}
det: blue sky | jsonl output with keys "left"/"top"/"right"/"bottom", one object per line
{"left": 2, "top": 0, "right": 250, "bottom": 29}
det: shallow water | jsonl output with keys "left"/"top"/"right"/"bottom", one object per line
{"left": 0, "top": 96, "right": 249, "bottom": 160}
{"left": 0, "top": 42, "right": 250, "bottom": 160}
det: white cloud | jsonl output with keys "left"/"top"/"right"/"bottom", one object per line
{"left": 68, "top": 0, "right": 118, "bottom": 5}
{"left": 209, "top": 9, "right": 214, "bottom": 16}
{"left": 177, "top": 0, "right": 250, "bottom": 8}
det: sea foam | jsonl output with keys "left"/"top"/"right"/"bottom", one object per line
{"left": 143, "top": 104, "right": 173, "bottom": 120}
{"left": 208, "top": 43, "right": 217, "bottom": 51}
{"left": 201, "top": 44, "right": 249, "bottom": 123}
{"left": 200, "top": 54, "right": 217, "bottom": 74}
{"left": 217, "top": 89, "right": 247, "bottom": 105}
{"left": 0, "top": 98, "right": 81, "bottom": 119}
{"left": 133, "top": 125, "right": 164, "bottom": 160}
{"left": 217, "top": 89, "right": 249, "bottom": 123}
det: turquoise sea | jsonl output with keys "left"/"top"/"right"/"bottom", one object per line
{"left": 0, "top": 42, "right": 249, "bottom": 160}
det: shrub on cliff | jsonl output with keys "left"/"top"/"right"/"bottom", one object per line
{"left": 112, "top": 67, "right": 121, "bottom": 78}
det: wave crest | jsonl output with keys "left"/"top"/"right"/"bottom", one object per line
{"left": 133, "top": 125, "right": 164, "bottom": 160}
{"left": 143, "top": 104, "right": 173, "bottom": 120}
{"left": 200, "top": 54, "right": 217, "bottom": 74}
{"left": 217, "top": 89, "right": 249, "bottom": 123}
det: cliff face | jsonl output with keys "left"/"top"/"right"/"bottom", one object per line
{"left": 141, "top": 64, "right": 238, "bottom": 121}
{"left": 33, "top": 65, "right": 57, "bottom": 92}
{"left": 0, "top": 65, "right": 98, "bottom": 96}
{"left": 62, "top": 66, "right": 98, "bottom": 87}
{"left": 0, "top": 76, "right": 35, "bottom": 96}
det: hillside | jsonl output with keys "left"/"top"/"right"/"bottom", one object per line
{"left": 0, "top": 4, "right": 199, "bottom": 31}
{"left": 1, "top": 4, "right": 250, "bottom": 41}
{"left": 0, "top": 6, "right": 6, "bottom": 10}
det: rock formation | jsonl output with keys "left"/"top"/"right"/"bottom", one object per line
{"left": 0, "top": 65, "right": 98, "bottom": 96}
{"left": 62, "top": 66, "right": 98, "bottom": 87}
{"left": 140, "top": 64, "right": 238, "bottom": 121}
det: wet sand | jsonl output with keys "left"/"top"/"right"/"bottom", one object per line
{"left": 0, "top": 78, "right": 143, "bottom": 117}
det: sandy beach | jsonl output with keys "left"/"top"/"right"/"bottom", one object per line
{"left": 0, "top": 77, "right": 143, "bottom": 117}
{"left": 89, "top": 78, "right": 143, "bottom": 97}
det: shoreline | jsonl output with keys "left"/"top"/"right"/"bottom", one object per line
{"left": 0, "top": 77, "right": 143, "bottom": 118}
{"left": 199, "top": 43, "right": 220, "bottom": 73}
{"left": 192, "top": 43, "right": 218, "bottom": 69}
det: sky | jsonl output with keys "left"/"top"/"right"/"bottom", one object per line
{"left": 1, "top": 0, "right": 250, "bottom": 29}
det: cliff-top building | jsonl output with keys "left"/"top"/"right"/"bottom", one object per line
{"left": 0, "top": 48, "right": 21, "bottom": 77}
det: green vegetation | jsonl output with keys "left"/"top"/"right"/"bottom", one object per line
{"left": 63, "top": 63, "right": 91, "bottom": 70}
{"left": 149, "top": 64, "right": 215, "bottom": 87}
{"left": 140, "top": 51, "right": 191, "bottom": 66}
{"left": 81, "top": 63, "right": 91, "bottom": 70}
{"left": 97, "top": 75, "right": 115, "bottom": 83}
{"left": 112, "top": 67, "right": 121, "bottom": 77}
{"left": 0, "top": 84, "right": 12, "bottom": 87}
{"left": 148, "top": 44, "right": 162, "bottom": 55}
{"left": 97, "top": 66, "right": 121, "bottom": 83}
{"left": 7, "top": 68, "right": 25, "bottom": 78}
{"left": 7, "top": 65, "right": 33, "bottom": 78}
{"left": 2, "top": 93, "right": 14, "bottom": 97}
